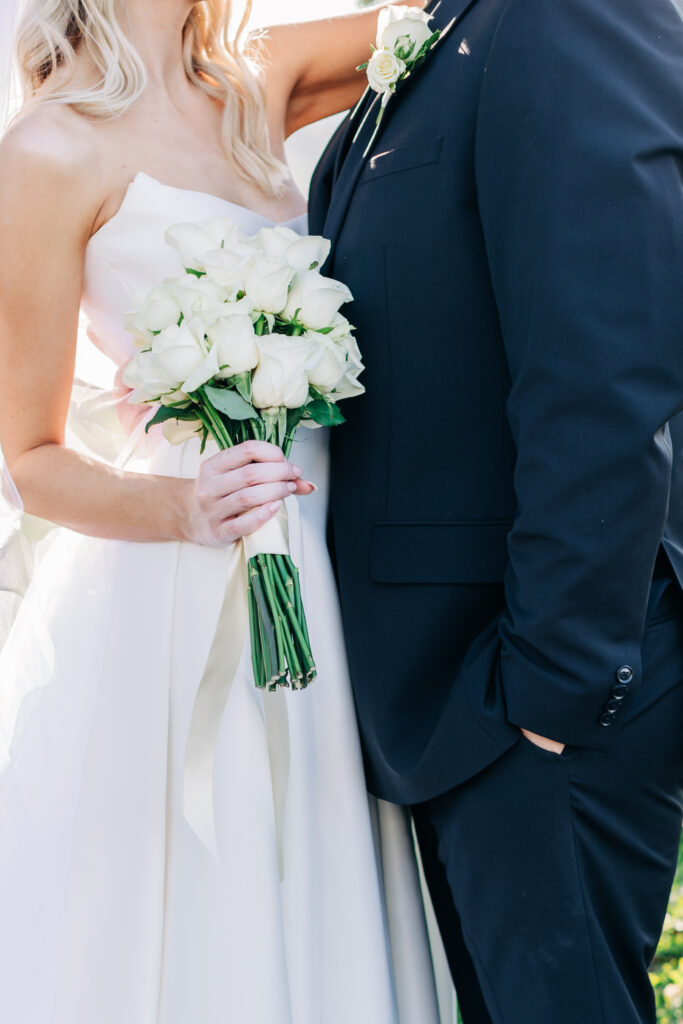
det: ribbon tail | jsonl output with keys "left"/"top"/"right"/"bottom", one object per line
{"left": 263, "top": 687, "right": 291, "bottom": 883}
{"left": 183, "top": 540, "right": 248, "bottom": 860}
{"left": 183, "top": 502, "right": 293, "bottom": 861}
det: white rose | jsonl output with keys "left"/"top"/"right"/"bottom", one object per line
{"left": 124, "top": 285, "right": 182, "bottom": 346}
{"left": 165, "top": 218, "right": 254, "bottom": 271}
{"left": 123, "top": 320, "right": 209, "bottom": 402}
{"left": 283, "top": 234, "right": 331, "bottom": 273}
{"left": 165, "top": 223, "right": 217, "bottom": 271}
{"left": 162, "top": 418, "right": 202, "bottom": 445}
{"left": 256, "top": 225, "right": 302, "bottom": 260}
{"left": 251, "top": 336, "right": 323, "bottom": 410}
{"left": 331, "top": 367, "right": 366, "bottom": 402}
{"left": 200, "top": 217, "right": 255, "bottom": 255}
{"left": 205, "top": 314, "right": 259, "bottom": 378}
{"left": 326, "top": 314, "right": 363, "bottom": 367}
{"left": 305, "top": 332, "right": 349, "bottom": 391}
{"left": 244, "top": 255, "right": 296, "bottom": 314}
{"left": 169, "top": 276, "right": 226, "bottom": 323}
{"left": 282, "top": 270, "right": 353, "bottom": 330}
{"left": 376, "top": 6, "right": 433, "bottom": 61}
{"left": 257, "top": 226, "right": 331, "bottom": 274}
{"left": 367, "top": 48, "right": 405, "bottom": 94}
{"left": 202, "top": 248, "right": 255, "bottom": 294}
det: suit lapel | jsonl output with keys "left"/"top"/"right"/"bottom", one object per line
{"left": 322, "top": 0, "right": 482, "bottom": 249}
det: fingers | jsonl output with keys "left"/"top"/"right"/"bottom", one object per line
{"left": 214, "top": 480, "right": 298, "bottom": 519}
{"left": 203, "top": 458, "right": 303, "bottom": 499}
{"left": 190, "top": 439, "right": 317, "bottom": 547}
{"left": 215, "top": 500, "right": 283, "bottom": 544}
{"left": 204, "top": 440, "right": 287, "bottom": 475}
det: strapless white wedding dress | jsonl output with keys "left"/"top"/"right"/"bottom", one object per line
{"left": 0, "top": 174, "right": 442, "bottom": 1024}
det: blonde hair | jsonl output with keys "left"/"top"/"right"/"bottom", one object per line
{"left": 15, "top": 0, "right": 286, "bottom": 196}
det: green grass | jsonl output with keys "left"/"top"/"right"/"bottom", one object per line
{"left": 652, "top": 836, "right": 683, "bottom": 1023}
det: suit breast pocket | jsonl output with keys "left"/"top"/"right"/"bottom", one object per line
{"left": 360, "top": 137, "right": 444, "bottom": 183}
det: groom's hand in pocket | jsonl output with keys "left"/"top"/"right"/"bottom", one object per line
{"left": 184, "top": 440, "right": 315, "bottom": 547}
{"left": 521, "top": 729, "right": 566, "bottom": 755}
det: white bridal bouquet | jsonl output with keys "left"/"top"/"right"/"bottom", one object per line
{"left": 123, "top": 217, "right": 364, "bottom": 692}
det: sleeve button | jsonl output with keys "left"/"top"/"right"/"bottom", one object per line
{"left": 611, "top": 682, "right": 630, "bottom": 699}
{"left": 617, "top": 666, "right": 634, "bottom": 684}
{"left": 599, "top": 711, "right": 616, "bottom": 727}
{"left": 605, "top": 698, "right": 621, "bottom": 713}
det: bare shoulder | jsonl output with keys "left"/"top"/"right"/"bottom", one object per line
{"left": 0, "top": 103, "right": 105, "bottom": 241}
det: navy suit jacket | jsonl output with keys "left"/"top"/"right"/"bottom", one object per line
{"left": 308, "top": 0, "right": 683, "bottom": 804}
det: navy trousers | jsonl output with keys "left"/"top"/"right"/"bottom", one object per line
{"left": 414, "top": 585, "right": 683, "bottom": 1023}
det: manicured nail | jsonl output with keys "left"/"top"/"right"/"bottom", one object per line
{"left": 287, "top": 482, "right": 297, "bottom": 492}
{"left": 292, "top": 466, "right": 303, "bottom": 478}
{"left": 304, "top": 481, "right": 317, "bottom": 492}
{"left": 269, "top": 501, "right": 281, "bottom": 512}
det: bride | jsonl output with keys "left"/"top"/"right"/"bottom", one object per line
{"left": 0, "top": 1, "right": 442, "bottom": 1022}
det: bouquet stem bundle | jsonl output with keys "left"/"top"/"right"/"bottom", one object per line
{"left": 196, "top": 392, "right": 314, "bottom": 690}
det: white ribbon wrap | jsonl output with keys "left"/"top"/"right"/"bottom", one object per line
{"left": 182, "top": 505, "right": 292, "bottom": 868}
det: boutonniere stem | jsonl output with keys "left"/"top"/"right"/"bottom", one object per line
{"left": 352, "top": 6, "right": 456, "bottom": 158}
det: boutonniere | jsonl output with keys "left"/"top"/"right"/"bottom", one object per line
{"left": 353, "top": 5, "right": 450, "bottom": 157}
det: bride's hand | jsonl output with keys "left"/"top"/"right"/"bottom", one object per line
{"left": 183, "top": 441, "right": 314, "bottom": 547}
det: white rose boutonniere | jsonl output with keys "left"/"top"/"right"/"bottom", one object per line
{"left": 366, "top": 49, "right": 406, "bottom": 94}
{"left": 353, "top": 4, "right": 451, "bottom": 157}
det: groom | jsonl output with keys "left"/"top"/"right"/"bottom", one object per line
{"left": 309, "top": 0, "right": 683, "bottom": 1019}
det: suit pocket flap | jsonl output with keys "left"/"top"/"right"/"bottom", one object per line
{"left": 370, "top": 521, "right": 511, "bottom": 584}
{"left": 360, "top": 137, "right": 443, "bottom": 182}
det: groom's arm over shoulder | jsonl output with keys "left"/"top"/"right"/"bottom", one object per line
{"left": 473, "top": 0, "right": 683, "bottom": 748}
{"left": 256, "top": 1, "right": 427, "bottom": 137}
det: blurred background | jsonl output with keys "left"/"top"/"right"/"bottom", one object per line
{"left": 250, "top": 0, "right": 359, "bottom": 196}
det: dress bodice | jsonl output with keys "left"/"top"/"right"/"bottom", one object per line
{"left": 82, "top": 171, "right": 308, "bottom": 371}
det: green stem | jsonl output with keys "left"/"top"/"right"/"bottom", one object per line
{"left": 269, "top": 564, "right": 304, "bottom": 685}
{"left": 197, "top": 391, "right": 233, "bottom": 449}
{"left": 256, "top": 554, "right": 288, "bottom": 682}
{"left": 252, "top": 567, "right": 279, "bottom": 688}
{"left": 270, "top": 556, "right": 315, "bottom": 675}
{"left": 247, "top": 569, "right": 265, "bottom": 688}
{"left": 285, "top": 555, "right": 311, "bottom": 651}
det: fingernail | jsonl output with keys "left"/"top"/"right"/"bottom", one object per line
{"left": 287, "top": 482, "right": 297, "bottom": 492}
{"left": 292, "top": 466, "right": 303, "bottom": 477}
{"left": 269, "top": 501, "right": 281, "bottom": 512}
{"left": 305, "top": 481, "right": 317, "bottom": 493}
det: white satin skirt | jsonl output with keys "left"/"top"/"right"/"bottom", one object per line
{"left": 0, "top": 428, "right": 445, "bottom": 1024}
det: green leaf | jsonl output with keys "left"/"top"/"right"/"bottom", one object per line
{"left": 233, "top": 371, "right": 253, "bottom": 403}
{"left": 144, "top": 403, "right": 198, "bottom": 433}
{"left": 203, "top": 385, "right": 257, "bottom": 421}
{"left": 185, "top": 267, "right": 206, "bottom": 278}
{"left": 305, "top": 400, "right": 346, "bottom": 427}
{"left": 409, "top": 31, "right": 440, "bottom": 69}
{"left": 286, "top": 407, "right": 308, "bottom": 435}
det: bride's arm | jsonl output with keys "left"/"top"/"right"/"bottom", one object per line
{"left": 0, "top": 116, "right": 309, "bottom": 545}
{"left": 259, "top": 1, "right": 428, "bottom": 137}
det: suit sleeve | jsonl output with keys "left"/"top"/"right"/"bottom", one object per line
{"left": 474, "top": 0, "right": 683, "bottom": 748}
